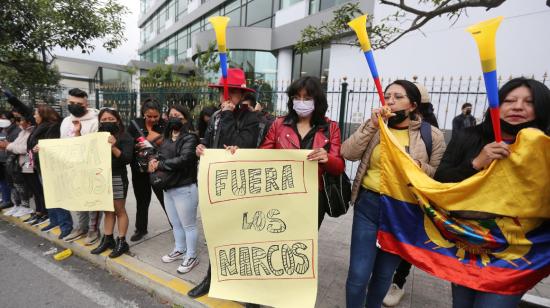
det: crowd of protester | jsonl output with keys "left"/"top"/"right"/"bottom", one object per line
{"left": 1, "top": 69, "right": 549, "bottom": 308}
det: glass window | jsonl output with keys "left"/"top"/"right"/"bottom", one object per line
{"left": 300, "top": 48, "right": 321, "bottom": 77}
{"left": 225, "top": 0, "right": 240, "bottom": 12}
{"left": 280, "top": 0, "right": 301, "bottom": 9}
{"left": 292, "top": 51, "right": 301, "bottom": 80}
{"left": 246, "top": 0, "right": 272, "bottom": 26}
{"left": 321, "top": 46, "right": 330, "bottom": 83}
{"left": 226, "top": 8, "right": 241, "bottom": 27}
{"left": 309, "top": 0, "right": 319, "bottom": 14}
{"left": 177, "top": 0, "right": 188, "bottom": 18}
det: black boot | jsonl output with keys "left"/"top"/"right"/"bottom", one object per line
{"left": 109, "top": 237, "right": 129, "bottom": 258}
{"left": 188, "top": 265, "right": 211, "bottom": 298}
{"left": 91, "top": 234, "right": 115, "bottom": 255}
{"left": 130, "top": 230, "right": 148, "bottom": 242}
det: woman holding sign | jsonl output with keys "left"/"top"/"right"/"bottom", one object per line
{"left": 147, "top": 104, "right": 200, "bottom": 274}
{"left": 260, "top": 76, "right": 345, "bottom": 228}
{"left": 342, "top": 80, "right": 446, "bottom": 308}
{"left": 91, "top": 108, "right": 133, "bottom": 258}
{"left": 434, "top": 77, "right": 550, "bottom": 308}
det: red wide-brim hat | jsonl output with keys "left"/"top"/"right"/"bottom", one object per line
{"left": 208, "top": 68, "right": 256, "bottom": 93}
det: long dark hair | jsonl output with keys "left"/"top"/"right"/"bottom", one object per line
{"left": 98, "top": 108, "right": 125, "bottom": 135}
{"left": 286, "top": 76, "right": 328, "bottom": 126}
{"left": 165, "top": 104, "right": 194, "bottom": 138}
{"left": 384, "top": 80, "right": 421, "bottom": 120}
{"left": 482, "top": 77, "right": 550, "bottom": 134}
{"left": 140, "top": 98, "right": 162, "bottom": 116}
{"left": 198, "top": 106, "right": 217, "bottom": 138}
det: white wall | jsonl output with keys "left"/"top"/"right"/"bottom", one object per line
{"left": 274, "top": 1, "right": 307, "bottom": 28}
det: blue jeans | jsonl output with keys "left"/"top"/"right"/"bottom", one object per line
{"left": 48, "top": 208, "right": 73, "bottom": 234}
{"left": 0, "top": 179, "right": 11, "bottom": 204}
{"left": 346, "top": 190, "right": 402, "bottom": 308}
{"left": 164, "top": 184, "right": 198, "bottom": 258}
{"left": 452, "top": 284, "right": 524, "bottom": 308}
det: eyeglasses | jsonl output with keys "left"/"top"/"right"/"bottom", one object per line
{"left": 384, "top": 94, "right": 409, "bottom": 101}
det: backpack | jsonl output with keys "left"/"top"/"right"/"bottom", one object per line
{"left": 419, "top": 121, "right": 433, "bottom": 161}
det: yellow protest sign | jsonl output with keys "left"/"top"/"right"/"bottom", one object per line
{"left": 39, "top": 132, "right": 114, "bottom": 212}
{"left": 198, "top": 149, "right": 318, "bottom": 307}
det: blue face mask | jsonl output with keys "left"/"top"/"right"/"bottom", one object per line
{"left": 293, "top": 100, "right": 315, "bottom": 117}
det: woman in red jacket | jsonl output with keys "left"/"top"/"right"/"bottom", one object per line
{"left": 260, "top": 76, "right": 345, "bottom": 228}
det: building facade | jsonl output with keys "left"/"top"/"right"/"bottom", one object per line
{"left": 138, "top": 0, "right": 374, "bottom": 85}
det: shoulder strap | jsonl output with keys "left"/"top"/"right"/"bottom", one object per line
{"left": 420, "top": 121, "right": 433, "bottom": 161}
{"left": 322, "top": 122, "right": 331, "bottom": 151}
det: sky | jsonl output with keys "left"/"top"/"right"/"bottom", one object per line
{"left": 53, "top": 0, "right": 550, "bottom": 78}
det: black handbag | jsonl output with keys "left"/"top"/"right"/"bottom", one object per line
{"left": 321, "top": 125, "right": 352, "bottom": 218}
{"left": 149, "top": 169, "right": 176, "bottom": 190}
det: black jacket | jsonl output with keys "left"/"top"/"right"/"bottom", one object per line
{"left": 434, "top": 122, "right": 493, "bottom": 183}
{"left": 452, "top": 114, "right": 476, "bottom": 137}
{"left": 157, "top": 132, "right": 199, "bottom": 189}
{"left": 127, "top": 117, "right": 166, "bottom": 172}
{"left": 27, "top": 122, "right": 61, "bottom": 174}
{"left": 112, "top": 132, "right": 133, "bottom": 177}
{"left": 202, "top": 105, "right": 260, "bottom": 149}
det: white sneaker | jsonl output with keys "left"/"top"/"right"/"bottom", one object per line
{"left": 161, "top": 250, "right": 185, "bottom": 263}
{"left": 13, "top": 207, "right": 34, "bottom": 218}
{"left": 177, "top": 256, "right": 199, "bottom": 274}
{"left": 4, "top": 206, "right": 20, "bottom": 216}
{"left": 383, "top": 283, "right": 405, "bottom": 307}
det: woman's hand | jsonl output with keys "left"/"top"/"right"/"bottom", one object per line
{"left": 472, "top": 142, "right": 510, "bottom": 170}
{"left": 148, "top": 159, "right": 159, "bottom": 173}
{"left": 196, "top": 144, "right": 206, "bottom": 157}
{"left": 370, "top": 106, "right": 394, "bottom": 128}
{"left": 221, "top": 100, "right": 236, "bottom": 112}
{"left": 32, "top": 145, "right": 39, "bottom": 153}
{"left": 108, "top": 135, "right": 116, "bottom": 146}
{"left": 307, "top": 148, "right": 328, "bottom": 163}
{"left": 224, "top": 144, "right": 239, "bottom": 155}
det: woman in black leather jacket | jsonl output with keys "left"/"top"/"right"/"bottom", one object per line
{"left": 147, "top": 104, "right": 200, "bottom": 275}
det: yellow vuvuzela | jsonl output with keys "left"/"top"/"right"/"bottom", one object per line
{"left": 208, "top": 16, "right": 230, "bottom": 52}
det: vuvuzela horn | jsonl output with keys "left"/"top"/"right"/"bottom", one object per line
{"left": 208, "top": 16, "right": 230, "bottom": 100}
{"left": 348, "top": 15, "right": 385, "bottom": 106}
{"left": 467, "top": 16, "right": 504, "bottom": 142}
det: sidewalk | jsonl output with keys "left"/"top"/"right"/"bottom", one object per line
{"left": 2, "top": 179, "right": 550, "bottom": 307}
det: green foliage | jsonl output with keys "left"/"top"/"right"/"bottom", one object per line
{"left": 295, "top": 3, "right": 363, "bottom": 54}
{"left": 295, "top": 0, "right": 507, "bottom": 53}
{"left": 0, "top": 0, "right": 128, "bottom": 95}
{"left": 192, "top": 41, "right": 232, "bottom": 82}
{"left": 139, "top": 65, "right": 186, "bottom": 85}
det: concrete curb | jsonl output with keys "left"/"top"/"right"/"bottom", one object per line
{"left": 0, "top": 212, "right": 242, "bottom": 308}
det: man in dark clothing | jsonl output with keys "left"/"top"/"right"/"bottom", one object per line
{"left": 0, "top": 111, "right": 21, "bottom": 209}
{"left": 189, "top": 69, "right": 260, "bottom": 308}
{"left": 452, "top": 103, "right": 476, "bottom": 137}
{"left": 242, "top": 92, "right": 276, "bottom": 147}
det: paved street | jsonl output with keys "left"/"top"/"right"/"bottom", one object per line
{"left": 0, "top": 220, "right": 167, "bottom": 308}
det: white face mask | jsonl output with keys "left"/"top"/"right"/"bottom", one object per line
{"left": 293, "top": 99, "right": 315, "bottom": 117}
{"left": 0, "top": 119, "right": 11, "bottom": 128}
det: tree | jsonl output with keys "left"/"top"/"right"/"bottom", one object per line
{"left": 139, "top": 65, "right": 186, "bottom": 86}
{"left": 296, "top": 0, "right": 507, "bottom": 54}
{"left": 0, "top": 0, "right": 128, "bottom": 98}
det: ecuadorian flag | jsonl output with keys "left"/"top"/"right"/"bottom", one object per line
{"left": 377, "top": 119, "right": 550, "bottom": 294}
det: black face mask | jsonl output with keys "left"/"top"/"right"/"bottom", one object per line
{"left": 98, "top": 122, "right": 120, "bottom": 135}
{"left": 167, "top": 117, "right": 184, "bottom": 131}
{"left": 388, "top": 110, "right": 409, "bottom": 128}
{"left": 68, "top": 104, "right": 87, "bottom": 117}
{"left": 465, "top": 109, "right": 472, "bottom": 116}
{"left": 500, "top": 119, "right": 536, "bottom": 136}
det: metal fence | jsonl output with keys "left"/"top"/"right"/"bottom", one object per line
{"left": 95, "top": 73, "right": 549, "bottom": 177}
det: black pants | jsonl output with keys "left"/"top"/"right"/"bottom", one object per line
{"left": 23, "top": 172, "right": 46, "bottom": 214}
{"left": 131, "top": 168, "right": 168, "bottom": 232}
{"left": 393, "top": 260, "right": 412, "bottom": 288}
